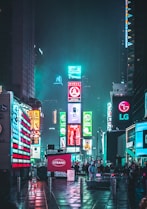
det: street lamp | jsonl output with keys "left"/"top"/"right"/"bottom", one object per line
{"left": 73, "top": 130, "right": 76, "bottom": 161}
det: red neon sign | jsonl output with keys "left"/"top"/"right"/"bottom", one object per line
{"left": 118, "top": 101, "right": 130, "bottom": 113}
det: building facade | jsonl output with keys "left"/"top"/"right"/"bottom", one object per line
{"left": 0, "top": 0, "right": 35, "bottom": 101}
{"left": 126, "top": 0, "right": 147, "bottom": 122}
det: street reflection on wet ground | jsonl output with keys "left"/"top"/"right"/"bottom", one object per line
{"left": 0, "top": 175, "right": 145, "bottom": 209}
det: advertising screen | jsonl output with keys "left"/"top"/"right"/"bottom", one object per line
{"left": 31, "top": 146, "right": 41, "bottom": 159}
{"left": 68, "top": 81, "right": 81, "bottom": 102}
{"left": 59, "top": 112, "right": 66, "bottom": 136}
{"left": 12, "top": 99, "right": 31, "bottom": 168}
{"left": 135, "top": 122, "right": 147, "bottom": 149}
{"left": 47, "top": 153, "right": 71, "bottom": 172}
{"left": 68, "top": 66, "right": 81, "bottom": 80}
{"left": 60, "top": 136, "right": 66, "bottom": 149}
{"left": 68, "top": 103, "right": 81, "bottom": 124}
{"left": 83, "top": 111, "right": 92, "bottom": 137}
{"left": 107, "top": 102, "right": 112, "bottom": 131}
{"left": 67, "top": 124, "right": 81, "bottom": 146}
{"left": 112, "top": 96, "right": 132, "bottom": 130}
{"left": 83, "top": 139, "right": 92, "bottom": 155}
{"left": 28, "top": 110, "right": 40, "bottom": 144}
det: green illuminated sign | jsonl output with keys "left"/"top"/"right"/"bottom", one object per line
{"left": 59, "top": 112, "right": 66, "bottom": 136}
{"left": 83, "top": 111, "right": 92, "bottom": 137}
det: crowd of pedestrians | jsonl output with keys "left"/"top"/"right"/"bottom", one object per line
{"left": 72, "top": 160, "right": 147, "bottom": 208}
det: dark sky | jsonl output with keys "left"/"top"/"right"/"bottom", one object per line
{"left": 35, "top": 0, "right": 124, "bottom": 131}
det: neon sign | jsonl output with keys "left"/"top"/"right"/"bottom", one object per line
{"left": 118, "top": 101, "right": 130, "bottom": 121}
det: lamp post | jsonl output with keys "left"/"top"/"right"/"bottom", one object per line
{"left": 73, "top": 130, "right": 76, "bottom": 162}
{"left": 96, "top": 131, "right": 99, "bottom": 160}
{"left": 97, "top": 128, "right": 103, "bottom": 161}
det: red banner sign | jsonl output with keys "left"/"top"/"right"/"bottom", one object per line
{"left": 47, "top": 153, "right": 71, "bottom": 172}
{"left": 68, "top": 81, "right": 81, "bottom": 102}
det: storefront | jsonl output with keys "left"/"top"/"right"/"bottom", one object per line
{"left": 126, "top": 122, "right": 147, "bottom": 166}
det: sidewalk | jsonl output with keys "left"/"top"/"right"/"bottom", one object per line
{"left": 7, "top": 175, "right": 145, "bottom": 209}
{"left": 9, "top": 177, "right": 59, "bottom": 209}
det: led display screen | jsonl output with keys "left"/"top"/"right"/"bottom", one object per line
{"left": 135, "top": 122, "right": 147, "bottom": 148}
{"left": 59, "top": 112, "right": 66, "bottom": 136}
{"left": 67, "top": 124, "right": 81, "bottom": 146}
{"left": 83, "top": 111, "right": 92, "bottom": 137}
{"left": 30, "top": 146, "right": 40, "bottom": 159}
{"left": 12, "top": 99, "right": 31, "bottom": 168}
{"left": 68, "top": 103, "right": 81, "bottom": 124}
{"left": 68, "top": 66, "right": 81, "bottom": 80}
{"left": 68, "top": 81, "right": 81, "bottom": 102}
{"left": 60, "top": 136, "right": 66, "bottom": 149}
{"left": 83, "top": 139, "right": 92, "bottom": 155}
{"left": 28, "top": 110, "right": 40, "bottom": 144}
{"left": 107, "top": 102, "right": 112, "bottom": 131}
{"left": 112, "top": 96, "right": 132, "bottom": 130}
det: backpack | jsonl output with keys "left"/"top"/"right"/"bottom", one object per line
{"left": 89, "top": 165, "right": 95, "bottom": 174}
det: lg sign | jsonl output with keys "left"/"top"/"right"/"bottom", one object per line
{"left": 118, "top": 101, "right": 130, "bottom": 113}
{"left": 118, "top": 101, "right": 130, "bottom": 120}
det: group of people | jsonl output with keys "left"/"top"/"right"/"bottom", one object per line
{"left": 72, "top": 160, "right": 147, "bottom": 208}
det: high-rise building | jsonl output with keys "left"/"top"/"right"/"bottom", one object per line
{"left": 0, "top": 0, "right": 35, "bottom": 101}
{"left": 125, "top": 0, "right": 147, "bottom": 122}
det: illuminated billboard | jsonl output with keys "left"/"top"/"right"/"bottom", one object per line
{"left": 68, "top": 66, "right": 81, "bottom": 80}
{"left": 135, "top": 122, "right": 147, "bottom": 149}
{"left": 68, "top": 103, "right": 81, "bottom": 124}
{"left": 67, "top": 124, "right": 81, "bottom": 146}
{"left": 28, "top": 110, "right": 40, "bottom": 144}
{"left": 112, "top": 96, "right": 132, "bottom": 130}
{"left": 68, "top": 81, "right": 81, "bottom": 102}
{"left": 60, "top": 136, "right": 66, "bottom": 149}
{"left": 12, "top": 99, "right": 31, "bottom": 168}
{"left": 59, "top": 112, "right": 66, "bottom": 136}
{"left": 107, "top": 102, "right": 112, "bottom": 131}
{"left": 83, "top": 111, "right": 92, "bottom": 137}
{"left": 83, "top": 139, "right": 92, "bottom": 155}
{"left": 31, "top": 146, "right": 40, "bottom": 159}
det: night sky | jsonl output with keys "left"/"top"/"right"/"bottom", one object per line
{"left": 35, "top": 0, "right": 124, "bottom": 133}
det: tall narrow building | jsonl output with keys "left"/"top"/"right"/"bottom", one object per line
{"left": 0, "top": 0, "right": 35, "bottom": 101}
{"left": 126, "top": 0, "right": 147, "bottom": 122}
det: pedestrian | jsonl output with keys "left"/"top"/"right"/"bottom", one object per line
{"left": 74, "top": 162, "right": 79, "bottom": 177}
{"left": 139, "top": 196, "right": 147, "bottom": 209}
{"left": 88, "top": 161, "right": 96, "bottom": 181}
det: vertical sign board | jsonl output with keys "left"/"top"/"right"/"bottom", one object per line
{"left": 28, "top": 110, "right": 40, "bottom": 145}
{"left": 67, "top": 124, "right": 81, "bottom": 146}
{"left": 59, "top": 112, "right": 66, "bottom": 149}
{"left": 68, "top": 103, "right": 81, "bottom": 124}
{"left": 12, "top": 99, "right": 31, "bottom": 168}
{"left": 68, "top": 81, "right": 81, "bottom": 102}
{"left": 112, "top": 96, "right": 132, "bottom": 130}
{"left": 59, "top": 112, "right": 66, "bottom": 137}
{"left": 83, "top": 139, "right": 92, "bottom": 155}
{"left": 67, "top": 65, "right": 82, "bottom": 156}
{"left": 107, "top": 102, "right": 112, "bottom": 131}
{"left": 83, "top": 111, "right": 92, "bottom": 137}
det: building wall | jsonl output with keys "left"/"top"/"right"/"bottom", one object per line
{"left": 0, "top": 0, "right": 35, "bottom": 101}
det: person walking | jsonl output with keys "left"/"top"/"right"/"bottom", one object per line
{"left": 88, "top": 161, "right": 96, "bottom": 181}
{"left": 139, "top": 196, "right": 147, "bottom": 209}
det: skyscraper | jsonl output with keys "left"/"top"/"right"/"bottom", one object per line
{"left": 0, "top": 0, "right": 35, "bottom": 101}
{"left": 126, "top": 0, "right": 147, "bottom": 122}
